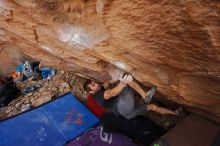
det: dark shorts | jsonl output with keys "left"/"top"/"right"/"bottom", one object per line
{"left": 117, "top": 86, "right": 146, "bottom": 119}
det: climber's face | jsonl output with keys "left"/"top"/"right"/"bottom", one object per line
{"left": 88, "top": 81, "right": 100, "bottom": 94}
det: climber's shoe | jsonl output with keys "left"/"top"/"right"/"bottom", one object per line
{"left": 144, "top": 85, "right": 157, "bottom": 104}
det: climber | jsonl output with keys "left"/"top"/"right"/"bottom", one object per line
{"left": 83, "top": 73, "right": 180, "bottom": 120}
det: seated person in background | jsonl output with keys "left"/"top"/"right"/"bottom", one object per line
{"left": 83, "top": 74, "right": 179, "bottom": 120}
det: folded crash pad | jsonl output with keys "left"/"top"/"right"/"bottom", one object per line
{"left": 66, "top": 126, "right": 138, "bottom": 146}
{"left": 0, "top": 92, "right": 99, "bottom": 146}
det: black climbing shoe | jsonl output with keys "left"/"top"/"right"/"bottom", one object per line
{"left": 144, "top": 85, "right": 157, "bottom": 104}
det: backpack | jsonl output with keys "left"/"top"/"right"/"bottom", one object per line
{"left": 0, "top": 78, "right": 20, "bottom": 108}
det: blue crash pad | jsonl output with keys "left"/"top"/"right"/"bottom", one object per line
{"left": 0, "top": 93, "right": 99, "bottom": 146}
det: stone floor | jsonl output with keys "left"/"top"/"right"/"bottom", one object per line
{"left": 152, "top": 114, "right": 220, "bottom": 146}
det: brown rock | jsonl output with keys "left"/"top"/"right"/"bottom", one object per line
{"left": 15, "top": 103, "right": 21, "bottom": 108}
{"left": 39, "top": 87, "right": 45, "bottom": 92}
{"left": 30, "top": 98, "right": 35, "bottom": 103}
{"left": 51, "top": 87, "right": 57, "bottom": 91}
{"left": 32, "top": 97, "right": 51, "bottom": 107}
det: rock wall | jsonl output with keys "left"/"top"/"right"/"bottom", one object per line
{"left": 0, "top": 0, "right": 219, "bottom": 121}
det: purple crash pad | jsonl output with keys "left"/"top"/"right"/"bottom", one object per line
{"left": 66, "top": 126, "right": 138, "bottom": 146}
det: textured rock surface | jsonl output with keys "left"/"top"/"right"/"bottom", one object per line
{"left": 0, "top": 0, "right": 219, "bottom": 121}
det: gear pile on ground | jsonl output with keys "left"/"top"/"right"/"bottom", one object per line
{"left": 0, "top": 70, "right": 87, "bottom": 120}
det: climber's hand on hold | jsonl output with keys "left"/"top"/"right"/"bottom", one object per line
{"left": 120, "top": 74, "right": 133, "bottom": 84}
